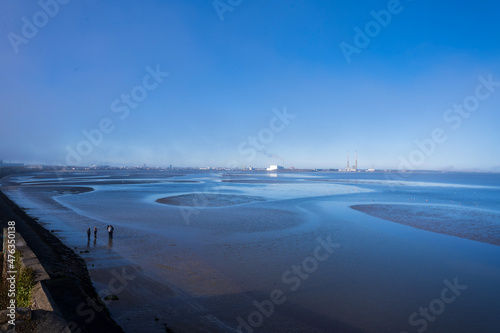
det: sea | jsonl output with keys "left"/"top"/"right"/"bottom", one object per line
{"left": 2, "top": 170, "right": 500, "bottom": 333}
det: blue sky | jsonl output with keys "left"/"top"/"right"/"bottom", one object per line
{"left": 1, "top": 0, "right": 500, "bottom": 170}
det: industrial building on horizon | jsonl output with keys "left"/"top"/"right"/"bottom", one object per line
{"left": 342, "top": 151, "right": 358, "bottom": 172}
{"left": 267, "top": 165, "right": 284, "bottom": 171}
{"left": 340, "top": 151, "right": 376, "bottom": 172}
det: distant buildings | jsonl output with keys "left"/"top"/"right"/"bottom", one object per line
{"left": 336, "top": 151, "right": 378, "bottom": 172}
{"left": 0, "top": 160, "right": 24, "bottom": 168}
{"left": 267, "top": 165, "right": 284, "bottom": 171}
{"left": 26, "top": 165, "right": 43, "bottom": 170}
{"left": 341, "top": 151, "right": 358, "bottom": 172}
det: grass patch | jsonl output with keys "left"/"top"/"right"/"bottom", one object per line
{"left": 0, "top": 251, "right": 36, "bottom": 308}
{"left": 14, "top": 251, "right": 36, "bottom": 308}
{"left": 0, "top": 256, "right": 7, "bottom": 309}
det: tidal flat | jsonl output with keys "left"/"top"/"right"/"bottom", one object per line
{"left": 2, "top": 170, "right": 500, "bottom": 332}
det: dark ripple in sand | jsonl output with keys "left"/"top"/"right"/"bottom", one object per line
{"left": 21, "top": 180, "right": 165, "bottom": 186}
{"left": 221, "top": 179, "right": 297, "bottom": 184}
{"left": 352, "top": 204, "right": 500, "bottom": 246}
{"left": 16, "top": 185, "right": 95, "bottom": 195}
{"left": 156, "top": 193, "right": 267, "bottom": 207}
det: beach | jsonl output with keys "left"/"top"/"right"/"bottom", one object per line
{"left": 0, "top": 180, "right": 123, "bottom": 332}
{"left": 2, "top": 170, "right": 500, "bottom": 332}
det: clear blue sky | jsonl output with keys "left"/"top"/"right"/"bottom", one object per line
{"left": 1, "top": 0, "right": 500, "bottom": 170}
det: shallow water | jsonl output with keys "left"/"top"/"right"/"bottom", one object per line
{"left": 2, "top": 171, "right": 500, "bottom": 332}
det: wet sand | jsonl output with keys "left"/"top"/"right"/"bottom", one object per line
{"left": 25, "top": 185, "right": 94, "bottom": 195}
{"left": 156, "top": 193, "right": 267, "bottom": 207}
{"left": 1, "top": 182, "right": 240, "bottom": 332}
{"left": 4, "top": 171, "right": 500, "bottom": 332}
{"left": 351, "top": 204, "right": 500, "bottom": 246}
{"left": 0, "top": 188, "right": 123, "bottom": 332}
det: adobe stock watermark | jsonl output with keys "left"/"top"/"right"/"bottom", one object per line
{"left": 236, "top": 234, "right": 340, "bottom": 333}
{"left": 398, "top": 74, "right": 499, "bottom": 171}
{"left": 65, "top": 64, "right": 169, "bottom": 166}
{"left": 179, "top": 106, "right": 294, "bottom": 225}
{"left": 400, "top": 277, "right": 467, "bottom": 333}
{"left": 178, "top": 185, "right": 222, "bottom": 225}
{"left": 7, "top": 0, "right": 71, "bottom": 54}
{"left": 339, "top": 0, "right": 413, "bottom": 64}
{"left": 66, "top": 266, "right": 138, "bottom": 332}
{"left": 225, "top": 106, "right": 296, "bottom": 170}
{"left": 383, "top": 74, "right": 498, "bottom": 188}
{"left": 213, "top": 0, "right": 244, "bottom": 22}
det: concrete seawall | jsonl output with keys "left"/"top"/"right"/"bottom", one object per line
{"left": 0, "top": 186, "right": 124, "bottom": 333}
{"left": 1, "top": 228, "right": 69, "bottom": 332}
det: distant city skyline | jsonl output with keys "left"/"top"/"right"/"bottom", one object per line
{"left": 2, "top": 1, "right": 500, "bottom": 171}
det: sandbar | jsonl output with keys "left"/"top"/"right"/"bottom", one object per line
{"left": 351, "top": 204, "right": 500, "bottom": 246}
{"left": 156, "top": 193, "right": 267, "bottom": 207}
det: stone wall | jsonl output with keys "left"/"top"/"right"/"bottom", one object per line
{"left": 1, "top": 228, "right": 70, "bottom": 332}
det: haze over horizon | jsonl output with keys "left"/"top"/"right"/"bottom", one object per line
{"left": 2, "top": 1, "right": 500, "bottom": 171}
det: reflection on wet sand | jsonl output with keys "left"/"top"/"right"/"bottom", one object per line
{"left": 351, "top": 204, "right": 500, "bottom": 246}
{"left": 3, "top": 171, "right": 500, "bottom": 332}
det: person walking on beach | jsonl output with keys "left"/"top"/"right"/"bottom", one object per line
{"left": 94, "top": 227, "right": 97, "bottom": 238}
{"left": 107, "top": 225, "right": 114, "bottom": 238}
{"left": 87, "top": 228, "right": 91, "bottom": 240}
